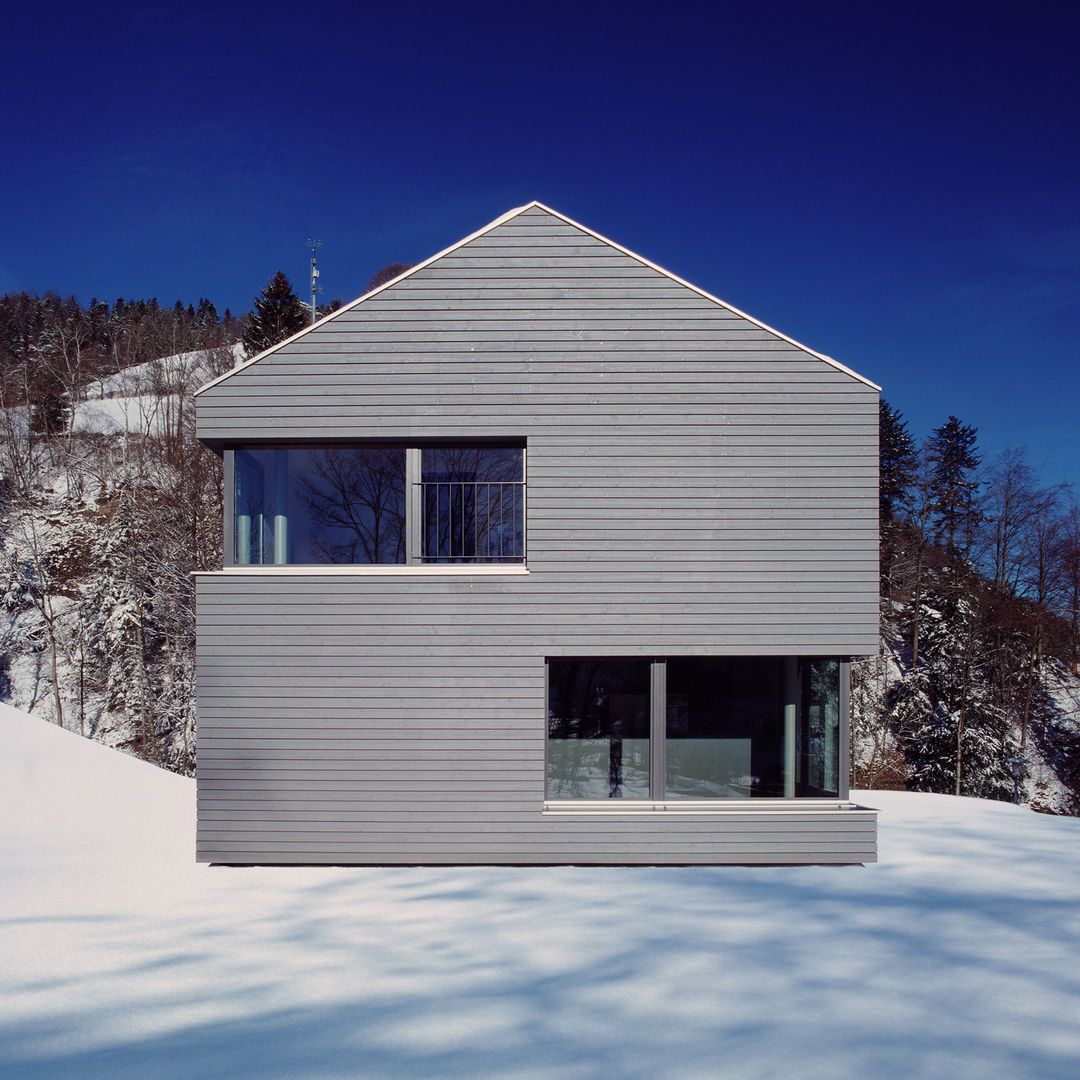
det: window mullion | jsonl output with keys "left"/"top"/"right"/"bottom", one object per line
{"left": 223, "top": 449, "right": 236, "bottom": 565}
{"left": 839, "top": 659, "right": 851, "bottom": 800}
{"left": 783, "top": 656, "right": 798, "bottom": 798}
{"left": 650, "top": 659, "right": 666, "bottom": 800}
{"left": 405, "top": 447, "right": 421, "bottom": 564}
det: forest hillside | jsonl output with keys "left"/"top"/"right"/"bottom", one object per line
{"left": 0, "top": 290, "right": 1077, "bottom": 811}
{"left": 853, "top": 405, "right": 1079, "bottom": 813}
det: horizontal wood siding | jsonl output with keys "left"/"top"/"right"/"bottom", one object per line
{"left": 195, "top": 205, "right": 878, "bottom": 864}
{"left": 196, "top": 586, "right": 876, "bottom": 864}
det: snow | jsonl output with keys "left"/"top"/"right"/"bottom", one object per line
{"left": 68, "top": 394, "right": 171, "bottom": 437}
{"left": 2, "top": 705, "right": 1080, "bottom": 1080}
{"left": 0, "top": 346, "right": 242, "bottom": 441}
{"left": 83, "top": 344, "right": 245, "bottom": 402}
{"left": 1044, "top": 659, "right": 1080, "bottom": 734}
{"left": 68, "top": 344, "right": 243, "bottom": 438}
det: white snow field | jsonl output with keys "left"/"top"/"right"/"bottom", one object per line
{"left": 2, "top": 705, "right": 1079, "bottom": 1080}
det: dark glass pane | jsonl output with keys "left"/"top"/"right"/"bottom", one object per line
{"left": 233, "top": 447, "right": 406, "bottom": 564}
{"left": 234, "top": 449, "right": 270, "bottom": 564}
{"left": 796, "top": 658, "right": 841, "bottom": 796}
{"left": 421, "top": 446, "right": 524, "bottom": 562}
{"left": 547, "top": 659, "right": 650, "bottom": 799}
{"left": 422, "top": 446, "right": 522, "bottom": 484}
{"left": 665, "top": 658, "right": 783, "bottom": 798}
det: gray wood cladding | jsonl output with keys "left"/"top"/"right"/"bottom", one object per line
{"left": 195, "top": 204, "right": 879, "bottom": 864}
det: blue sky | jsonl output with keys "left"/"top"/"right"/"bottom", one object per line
{"left": 3, "top": 1, "right": 1078, "bottom": 488}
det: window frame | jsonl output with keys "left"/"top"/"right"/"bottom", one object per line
{"left": 544, "top": 656, "right": 851, "bottom": 806}
{"left": 223, "top": 440, "right": 526, "bottom": 570}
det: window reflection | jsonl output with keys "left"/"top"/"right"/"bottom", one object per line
{"left": 299, "top": 448, "right": 406, "bottom": 564}
{"left": 666, "top": 658, "right": 783, "bottom": 798}
{"left": 545, "top": 656, "right": 843, "bottom": 801}
{"left": 421, "top": 447, "right": 524, "bottom": 563}
{"left": 797, "top": 658, "right": 840, "bottom": 797}
{"left": 233, "top": 444, "right": 525, "bottom": 565}
{"left": 547, "top": 659, "right": 650, "bottom": 799}
{"left": 234, "top": 447, "right": 406, "bottom": 565}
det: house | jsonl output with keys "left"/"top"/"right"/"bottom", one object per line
{"left": 194, "top": 202, "right": 880, "bottom": 865}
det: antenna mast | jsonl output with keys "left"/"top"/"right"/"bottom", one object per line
{"left": 307, "top": 238, "right": 322, "bottom": 324}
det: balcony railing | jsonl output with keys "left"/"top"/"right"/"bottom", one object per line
{"left": 417, "top": 480, "right": 525, "bottom": 563}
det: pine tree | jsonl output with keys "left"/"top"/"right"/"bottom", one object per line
{"left": 242, "top": 271, "right": 307, "bottom": 359}
{"left": 195, "top": 297, "right": 219, "bottom": 327}
{"left": 879, "top": 400, "right": 917, "bottom": 525}
{"left": 895, "top": 567, "right": 1013, "bottom": 799}
{"left": 928, "top": 416, "right": 981, "bottom": 561}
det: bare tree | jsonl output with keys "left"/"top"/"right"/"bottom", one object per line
{"left": 1058, "top": 501, "right": 1080, "bottom": 674}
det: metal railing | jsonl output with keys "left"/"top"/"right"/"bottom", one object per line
{"left": 417, "top": 480, "right": 525, "bottom": 562}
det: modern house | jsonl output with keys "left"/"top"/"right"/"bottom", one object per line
{"left": 194, "top": 202, "right": 880, "bottom": 865}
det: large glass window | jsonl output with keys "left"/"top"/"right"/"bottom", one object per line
{"left": 546, "top": 659, "right": 650, "bottom": 799}
{"left": 546, "top": 657, "right": 842, "bottom": 801}
{"left": 666, "top": 658, "right": 783, "bottom": 798}
{"left": 234, "top": 448, "right": 406, "bottom": 565}
{"left": 232, "top": 444, "right": 524, "bottom": 565}
{"left": 796, "top": 658, "right": 840, "bottom": 797}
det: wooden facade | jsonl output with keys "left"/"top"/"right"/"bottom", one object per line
{"left": 194, "top": 203, "right": 880, "bottom": 864}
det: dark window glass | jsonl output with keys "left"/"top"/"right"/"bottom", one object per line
{"left": 421, "top": 447, "right": 524, "bottom": 563}
{"left": 796, "top": 658, "right": 840, "bottom": 797}
{"left": 665, "top": 658, "right": 783, "bottom": 798}
{"left": 547, "top": 659, "right": 650, "bottom": 798}
{"left": 234, "top": 447, "right": 406, "bottom": 565}
{"left": 545, "top": 656, "right": 844, "bottom": 802}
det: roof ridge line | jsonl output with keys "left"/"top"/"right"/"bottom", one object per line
{"left": 196, "top": 202, "right": 880, "bottom": 395}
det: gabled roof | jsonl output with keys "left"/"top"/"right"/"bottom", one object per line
{"left": 196, "top": 201, "right": 880, "bottom": 397}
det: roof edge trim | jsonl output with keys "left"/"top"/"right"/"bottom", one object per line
{"left": 194, "top": 203, "right": 539, "bottom": 397}
{"left": 524, "top": 202, "right": 881, "bottom": 391}
{"left": 196, "top": 199, "right": 880, "bottom": 396}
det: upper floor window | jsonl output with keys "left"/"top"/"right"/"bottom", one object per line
{"left": 232, "top": 444, "right": 524, "bottom": 566}
{"left": 421, "top": 447, "right": 524, "bottom": 564}
{"left": 235, "top": 447, "right": 406, "bottom": 565}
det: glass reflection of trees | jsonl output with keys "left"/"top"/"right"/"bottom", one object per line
{"left": 547, "top": 659, "right": 650, "bottom": 799}
{"left": 298, "top": 448, "right": 406, "bottom": 564}
{"left": 233, "top": 445, "right": 525, "bottom": 565}
{"left": 421, "top": 447, "right": 523, "bottom": 563}
{"left": 797, "top": 658, "right": 840, "bottom": 796}
{"left": 546, "top": 657, "right": 842, "bottom": 802}
{"left": 233, "top": 447, "right": 406, "bottom": 565}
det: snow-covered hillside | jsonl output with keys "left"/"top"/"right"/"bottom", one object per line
{"left": 0, "top": 346, "right": 230, "bottom": 769}
{"left": 3, "top": 706, "right": 1078, "bottom": 1080}
{"left": 74, "top": 343, "right": 243, "bottom": 437}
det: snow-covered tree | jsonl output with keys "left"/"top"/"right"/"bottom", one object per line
{"left": 893, "top": 569, "right": 1013, "bottom": 800}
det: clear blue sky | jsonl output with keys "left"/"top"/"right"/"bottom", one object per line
{"left": 3, "top": 1, "right": 1077, "bottom": 489}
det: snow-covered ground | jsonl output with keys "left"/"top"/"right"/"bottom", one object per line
{"left": 2, "top": 706, "right": 1079, "bottom": 1080}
